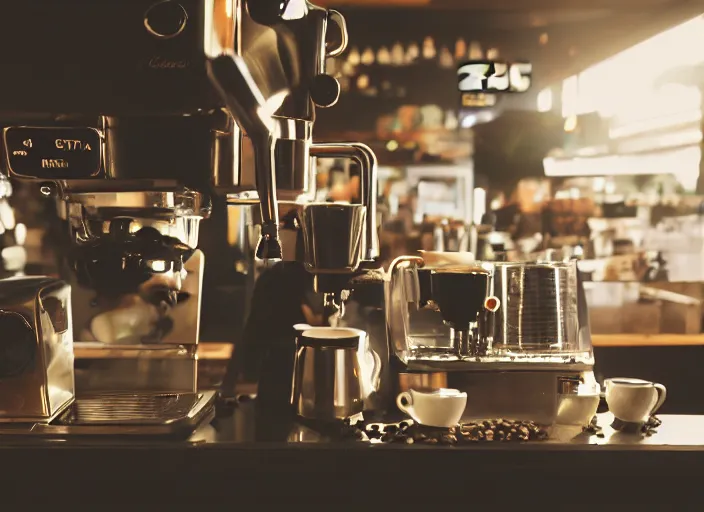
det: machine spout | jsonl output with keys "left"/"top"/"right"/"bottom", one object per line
{"left": 206, "top": 54, "right": 283, "bottom": 260}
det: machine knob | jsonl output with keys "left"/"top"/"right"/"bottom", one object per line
{"left": 144, "top": 1, "right": 188, "bottom": 39}
{"left": 0, "top": 311, "right": 35, "bottom": 379}
{"left": 311, "top": 74, "right": 341, "bottom": 108}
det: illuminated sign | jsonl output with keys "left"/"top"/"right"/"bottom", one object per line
{"left": 457, "top": 60, "right": 532, "bottom": 93}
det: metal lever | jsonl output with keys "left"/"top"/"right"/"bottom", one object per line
{"left": 206, "top": 54, "right": 283, "bottom": 260}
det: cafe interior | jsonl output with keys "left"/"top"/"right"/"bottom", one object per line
{"left": 2, "top": 0, "right": 704, "bottom": 507}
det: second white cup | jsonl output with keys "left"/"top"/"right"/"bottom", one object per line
{"left": 605, "top": 377, "right": 667, "bottom": 424}
{"left": 396, "top": 388, "right": 467, "bottom": 428}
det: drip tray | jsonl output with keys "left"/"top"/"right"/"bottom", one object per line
{"left": 0, "top": 391, "right": 216, "bottom": 440}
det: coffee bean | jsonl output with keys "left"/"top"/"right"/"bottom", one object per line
{"left": 485, "top": 430, "right": 494, "bottom": 441}
{"left": 496, "top": 431, "right": 506, "bottom": 441}
{"left": 406, "top": 437, "right": 415, "bottom": 444}
{"left": 385, "top": 425, "right": 398, "bottom": 434}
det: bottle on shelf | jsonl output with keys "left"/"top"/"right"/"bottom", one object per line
{"left": 406, "top": 42, "right": 420, "bottom": 64}
{"left": 377, "top": 46, "right": 391, "bottom": 65}
{"left": 439, "top": 46, "right": 454, "bottom": 68}
{"left": 455, "top": 38, "right": 467, "bottom": 60}
{"left": 422, "top": 36, "right": 436, "bottom": 60}
{"left": 361, "top": 47, "right": 375, "bottom": 65}
{"left": 347, "top": 46, "right": 361, "bottom": 66}
{"left": 469, "top": 40, "right": 483, "bottom": 59}
{"left": 391, "top": 42, "right": 405, "bottom": 66}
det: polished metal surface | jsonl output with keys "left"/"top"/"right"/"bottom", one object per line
{"left": 0, "top": 391, "right": 216, "bottom": 438}
{"left": 0, "top": 277, "right": 75, "bottom": 423}
{"left": 301, "top": 203, "right": 366, "bottom": 273}
{"left": 65, "top": 392, "right": 206, "bottom": 425}
{"left": 291, "top": 327, "right": 381, "bottom": 420}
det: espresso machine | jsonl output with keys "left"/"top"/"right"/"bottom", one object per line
{"left": 0, "top": 0, "right": 357, "bottom": 431}
{"left": 386, "top": 251, "right": 599, "bottom": 428}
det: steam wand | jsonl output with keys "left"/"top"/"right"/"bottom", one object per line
{"left": 206, "top": 54, "right": 285, "bottom": 261}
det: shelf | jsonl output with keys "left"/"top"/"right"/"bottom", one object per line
{"left": 592, "top": 334, "right": 704, "bottom": 347}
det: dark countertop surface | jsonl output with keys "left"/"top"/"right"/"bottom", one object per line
{"left": 2, "top": 401, "right": 704, "bottom": 507}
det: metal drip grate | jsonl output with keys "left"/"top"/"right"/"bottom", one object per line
{"left": 59, "top": 393, "right": 202, "bottom": 426}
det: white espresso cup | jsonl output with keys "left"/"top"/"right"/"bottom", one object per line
{"left": 605, "top": 378, "right": 667, "bottom": 424}
{"left": 396, "top": 388, "right": 467, "bottom": 428}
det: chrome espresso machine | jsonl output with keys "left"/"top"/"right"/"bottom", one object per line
{"left": 0, "top": 0, "right": 364, "bottom": 434}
